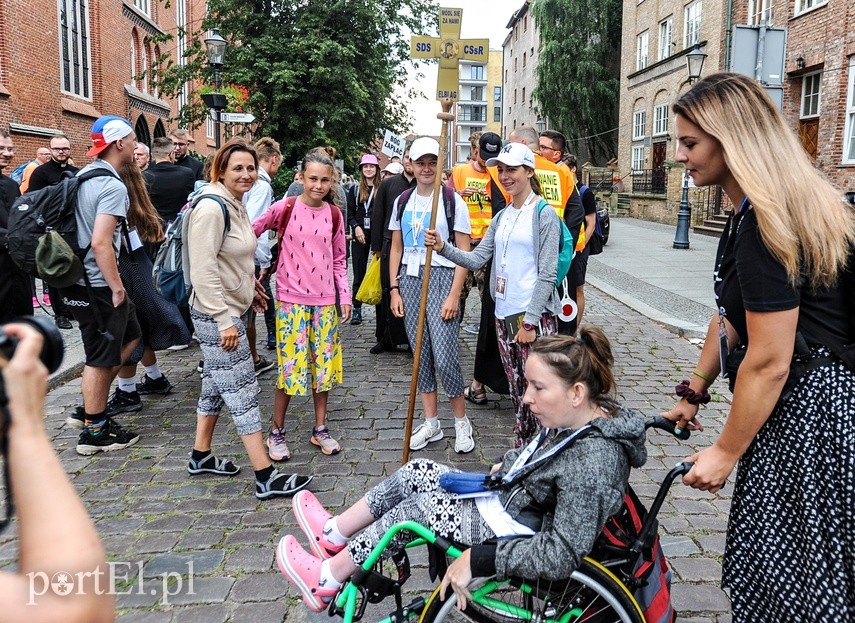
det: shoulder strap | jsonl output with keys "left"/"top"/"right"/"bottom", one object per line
{"left": 77, "top": 167, "right": 121, "bottom": 183}
{"left": 442, "top": 185, "right": 455, "bottom": 243}
{"left": 276, "top": 196, "right": 298, "bottom": 240}
{"left": 579, "top": 184, "right": 589, "bottom": 196}
{"left": 396, "top": 186, "right": 415, "bottom": 223}
{"left": 190, "top": 194, "right": 231, "bottom": 237}
{"left": 328, "top": 200, "right": 342, "bottom": 233}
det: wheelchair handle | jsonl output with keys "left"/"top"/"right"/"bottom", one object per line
{"left": 646, "top": 415, "right": 691, "bottom": 440}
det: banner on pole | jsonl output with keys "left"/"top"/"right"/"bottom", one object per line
{"left": 382, "top": 130, "right": 405, "bottom": 158}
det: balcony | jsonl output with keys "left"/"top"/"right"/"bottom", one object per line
{"left": 630, "top": 168, "right": 667, "bottom": 195}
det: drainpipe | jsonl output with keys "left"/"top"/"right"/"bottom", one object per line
{"left": 724, "top": 0, "right": 733, "bottom": 70}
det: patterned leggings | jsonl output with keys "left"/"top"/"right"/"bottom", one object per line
{"left": 191, "top": 309, "right": 262, "bottom": 436}
{"left": 495, "top": 314, "right": 559, "bottom": 447}
{"left": 399, "top": 265, "right": 465, "bottom": 396}
{"left": 347, "top": 459, "right": 495, "bottom": 565}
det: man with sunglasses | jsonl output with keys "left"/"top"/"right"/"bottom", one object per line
{"left": 27, "top": 134, "right": 79, "bottom": 329}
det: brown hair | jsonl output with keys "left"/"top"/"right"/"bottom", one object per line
{"left": 529, "top": 167, "right": 543, "bottom": 196}
{"left": 300, "top": 150, "right": 336, "bottom": 205}
{"left": 202, "top": 154, "right": 214, "bottom": 182}
{"left": 358, "top": 156, "right": 381, "bottom": 204}
{"left": 210, "top": 138, "right": 258, "bottom": 184}
{"left": 254, "top": 136, "right": 281, "bottom": 162}
{"left": 119, "top": 163, "right": 164, "bottom": 243}
{"left": 531, "top": 326, "right": 617, "bottom": 412}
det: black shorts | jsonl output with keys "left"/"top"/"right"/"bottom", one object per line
{"left": 570, "top": 245, "right": 590, "bottom": 288}
{"left": 59, "top": 284, "right": 142, "bottom": 368}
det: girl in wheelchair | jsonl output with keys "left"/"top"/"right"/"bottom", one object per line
{"left": 276, "top": 327, "right": 647, "bottom": 612}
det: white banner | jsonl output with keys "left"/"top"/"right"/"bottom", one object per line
{"left": 381, "top": 130, "right": 405, "bottom": 158}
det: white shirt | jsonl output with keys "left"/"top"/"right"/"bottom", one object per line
{"left": 243, "top": 167, "right": 274, "bottom": 268}
{"left": 388, "top": 190, "right": 471, "bottom": 269}
{"left": 494, "top": 200, "right": 537, "bottom": 319}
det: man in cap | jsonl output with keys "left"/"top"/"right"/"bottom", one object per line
{"left": 59, "top": 115, "right": 143, "bottom": 455}
{"left": 0, "top": 129, "right": 32, "bottom": 324}
{"left": 381, "top": 161, "right": 404, "bottom": 180}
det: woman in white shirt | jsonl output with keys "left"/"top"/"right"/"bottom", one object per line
{"left": 425, "top": 142, "right": 562, "bottom": 446}
{"left": 388, "top": 137, "right": 474, "bottom": 454}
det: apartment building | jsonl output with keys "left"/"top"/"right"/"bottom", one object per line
{"left": 453, "top": 50, "right": 503, "bottom": 164}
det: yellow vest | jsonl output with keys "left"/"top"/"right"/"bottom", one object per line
{"left": 450, "top": 163, "right": 494, "bottom": 239}
{"left": 491, "top": 154, "right": 575, "bottom": 219}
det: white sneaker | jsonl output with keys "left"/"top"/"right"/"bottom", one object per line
{"left": 409, "top": 420, "right": 443, "bottom": 451}
{"left": 454, "top": 418, "right": 475, "bottom": 453}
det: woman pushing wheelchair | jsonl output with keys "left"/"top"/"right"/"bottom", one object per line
{"left": 276, "top": 327, "right": 647, "bottom": 612}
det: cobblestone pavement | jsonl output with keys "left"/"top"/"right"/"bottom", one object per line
{"left": 0, "top": 287, "right": 733, "bottom": 623}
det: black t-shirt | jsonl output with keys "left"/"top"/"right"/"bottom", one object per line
{"left": 714, "top": 204, "right": 848, "bottom": 347}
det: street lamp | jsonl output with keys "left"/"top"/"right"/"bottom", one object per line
{"left": 685, "top": 45, "right": 707, "bottom": 84}
{"left": 674, "top": 45, "right": 707, "bottom": 248}
{"left": 535, "top": 118, "right": 546, "bottom": 134}
{"left": 202, "top": 28, "right": 228, "bottom": 149}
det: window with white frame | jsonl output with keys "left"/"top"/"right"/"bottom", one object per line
{"left": 58, "top": 0, "right": 92, "bottom": 99}
{"left": 658, "top": 18, "right": 672, "bottom": 61}
{"left": 633, "top": 110, "right": 647, "bottom": 140}
{"left": 795, "top": 0, "right": 828, "bottom": 15}
{"left": 134, "top": 0, "right": 150, "bottom": 15}
{"left": 631, "top": 146, "right": 645, "bottom": 173}
{"left": 636, "top": 31, "right": 649, "bottom": 71}
{"left": 748, "top": 0, "right": 773, "bottom": 24}
{"left": 177, "top": 0, "right": 188, "bottom": 110}
{"left": 654, "top": 104, "right": 669, "bottom": 135}
{"left": 801, "top": 72, "right": 821, "bottom": 118}
{"left": 684, "top": 0, "right": 702, "bottom": 49}
{"left": 844, "top": 58, "right": 855, "bottom": 162}
{"left": 207, "top": 115, "right": 215, "bottom": 140}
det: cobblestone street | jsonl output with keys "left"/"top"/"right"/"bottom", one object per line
{"left": 0, "top": 286, "right": 733, "bottom": 622}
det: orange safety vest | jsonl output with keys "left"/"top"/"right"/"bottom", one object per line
{"left": 491, "top": 153, "right": 575, "bottom": 220}
{"left": 450, "top": 163, "right": 494, "bottom": 239}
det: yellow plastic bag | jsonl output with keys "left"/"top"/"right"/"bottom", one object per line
{"left": 356, "top": 255, "right": 383, "bottom": 305}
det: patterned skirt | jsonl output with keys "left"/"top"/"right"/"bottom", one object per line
{"left": 722, "top": 351, "right": 855, "bottom": 621}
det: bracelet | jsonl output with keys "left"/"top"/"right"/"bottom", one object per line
{"left": 692, "top": 368, "right": 715, "bottom": 384}
{"left": 675, "top": 380, "right": 711, "bottom": 405}
{"left": 389, "top": 285, "right": 399, "bottom": 291}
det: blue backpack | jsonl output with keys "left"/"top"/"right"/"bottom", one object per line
{"left": 9, "top": 160, "right": 34, "bottom": 184}
{"left": 498, "top": 198, "right": 574, "bottom": 287}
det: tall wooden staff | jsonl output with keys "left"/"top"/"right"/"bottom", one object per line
{"left": 403, "top": 8, "right": 488, "bottom": 463}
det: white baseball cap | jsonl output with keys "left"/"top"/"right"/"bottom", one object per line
{"left": 409, "top": 137, "right": 440, "bottom": 161}
{"left": 382, "top": 162, "right": 404, "bottom": 174}
{"left": 485, "top": 142, "right": 536, "bottom": 169}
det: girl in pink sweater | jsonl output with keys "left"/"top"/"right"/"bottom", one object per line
{"left": 253, "top": 151, "right": 352, "bottom": 459}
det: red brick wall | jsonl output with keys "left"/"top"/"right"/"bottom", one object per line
{"left": 0, "top": 0, "right": 210, "bottom": 170}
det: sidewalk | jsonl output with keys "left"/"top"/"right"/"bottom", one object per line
{"left": 587, "top": 217, "right": 719, "bottom": 338}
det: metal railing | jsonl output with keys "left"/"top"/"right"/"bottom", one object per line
{"left": 695, "top": 185, "right": 727, "bottom": 222}
{"left": 630, "top": 168, "right": 667, "bottom": 195}
{"left": 586, "top": 169, "right": 616, "bottom": 193}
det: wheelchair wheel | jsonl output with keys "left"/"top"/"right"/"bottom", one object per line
{"left": 419, "top": 558, "right": 644, "bottom": 623}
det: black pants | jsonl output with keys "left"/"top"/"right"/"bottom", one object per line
{"left": 351, "top": 234, "right": 371, "bottom": 311}
{"left": 0, "top": 255, "right": 33, "bottom": 324}
{"left": 375, "top": 239, "right": 409, "bottom": 348}
{"left": 473, "top": 259, "right": 509, "bottom": 394}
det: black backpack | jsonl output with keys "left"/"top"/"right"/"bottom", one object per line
{"left": 7, "top": 168, "right": 119, "bottom": 277}
{"left": 396, "top": 185, "right": 456, "bottom": 244}
{"left": 580, "top": 184, "right": 605, "bottom": 256}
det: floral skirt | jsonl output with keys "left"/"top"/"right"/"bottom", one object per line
{"left": 274, "top": 302, "right": 342, "bottom": 395}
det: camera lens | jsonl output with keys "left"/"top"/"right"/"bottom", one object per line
{"left": 0, "top": 317, "right": 65, "bottom": 374}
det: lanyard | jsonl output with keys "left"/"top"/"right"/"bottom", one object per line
{"left": 365, "top": 186, "right": 374, "bottom": 217}
{"left": 409, "top": 192, "right": 432, "bottom": 245}
{"left": 498, "top": 192, "right": 536, "bottom": 271}
{"left": 502, "top": 424, "right": 593, "bottom": 486}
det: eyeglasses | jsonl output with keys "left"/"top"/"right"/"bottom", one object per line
{"left": 538, "top": 144, "right": 559, "bottom": 153}
{"left": 173, "top": 142, "right": 188, "bottom": 147}
{"left": 50, "top": 147, "right": 71, "bottom": 152}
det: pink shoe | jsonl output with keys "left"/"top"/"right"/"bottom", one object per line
{"left": 42, "top": 293, "right": 51, "bottom": 306}
{"left": 32, "top": 297, "right": 39, "bottom": 308}
{"left": 293, "top": 490, "right": 346, "bottom": 560}
{"left": 275, "top": 535, "right": 339, "bottom": 613}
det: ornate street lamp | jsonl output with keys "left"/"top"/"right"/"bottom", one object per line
{"left": 674, "top": 45, "right": 707, "bottom": 248}
{"left": 202, "top": 28, "right": 228, "bottom": 149}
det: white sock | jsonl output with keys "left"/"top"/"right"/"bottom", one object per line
{"left": 319, "top": 559, "right": 343, "bottom": 589}
{"left": 455, "top": 415, "right": 469, "bottom": 427}
{"left": 323, "top": 517, "right": 348, "bottom": 546}
{"left": 426, "top": 417, "right": 440, "bottom": 429}
{"left": 117, "top": 376, "right": 136, "bottom": 393}
{"left": 143, "top": 363, "right": 163, "bottom": 380}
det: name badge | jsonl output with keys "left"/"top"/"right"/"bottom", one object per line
{"left": 406, "top": 248, "right": 421, "bottom": 277}
{"left": 495, "top": 273, "right": 508, "bottom": 300}
{"left": 363, "top": 217, "right": 371, "bottom": 229}
{"left": 128, "top": 228, "right": 143, "bottom": 251}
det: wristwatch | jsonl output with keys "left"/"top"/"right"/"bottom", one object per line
{"left": 522, "top": 322, "right": 537, "bottom": 332}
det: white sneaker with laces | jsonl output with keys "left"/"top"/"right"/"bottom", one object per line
{"left": 409, "top": 420, "right": 443, "bottom": 451}
{"left": 454, "top": 418, "right": 475, "bottom": 453}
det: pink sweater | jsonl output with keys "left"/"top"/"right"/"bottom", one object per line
{"left": 252, "top": 198, "right": 351, "bottom": 306}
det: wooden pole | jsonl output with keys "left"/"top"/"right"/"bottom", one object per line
{"left": 402, "top": 99, "right": 456, "bottom": 464}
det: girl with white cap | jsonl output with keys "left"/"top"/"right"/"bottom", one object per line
{"left": 425, "top": 142, "right": 562, "bottom": 447}
{"left": 346, "top": 154, "right": 380, "bottom": 326}
{"left": 388, "top": 136, "right": 475, "bottom": 453}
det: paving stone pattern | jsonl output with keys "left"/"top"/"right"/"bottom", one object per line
{"left": 0, "top": 287, "right": 734, "bottom": 622}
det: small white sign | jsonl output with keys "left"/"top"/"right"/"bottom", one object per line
{"left": 218, "top": 112, "right": 255, "bottom": 123}
{"left": 381, "top": 130, "right": 405, "bottom": 158}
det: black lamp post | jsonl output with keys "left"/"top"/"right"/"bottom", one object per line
{"left": 673, "top": 44, "right": 708, "bottom": 249}
{"left": 202, "top": 28, "right": 228, "bottom": 149}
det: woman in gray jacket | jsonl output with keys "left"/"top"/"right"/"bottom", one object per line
{"left": 275, "top": 327, "right": 647, "bottom": 614}
{"left": 425, "top": 142, "right": 561, "bottom": 446}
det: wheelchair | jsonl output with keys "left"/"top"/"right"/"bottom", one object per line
{"left": 329, "top": 416, "right": 691, "bottom": 623}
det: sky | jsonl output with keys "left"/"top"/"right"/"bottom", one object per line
{"left": 404, "top": 0, "right": 524, "bottom": 135}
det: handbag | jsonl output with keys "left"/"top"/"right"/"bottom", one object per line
{"left": 356, "top": 255, "right": 383, "bottom": 305}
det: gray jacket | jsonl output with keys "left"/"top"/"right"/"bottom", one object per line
{"left": 471, "top": 407, "right": 648, "bottom": 581}
{"left": 437, "top": 199, "right": 561, "bottom": 325}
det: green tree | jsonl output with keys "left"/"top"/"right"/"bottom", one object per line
{"left": 152, "top": 0, "right": 436, "bottom": 167}
{"left": 532, "top": 0, "right": 622, "bottom": 164}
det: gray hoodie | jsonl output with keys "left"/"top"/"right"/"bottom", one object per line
{"left": 470, "top": 407, "right": 648, "bottom": 581}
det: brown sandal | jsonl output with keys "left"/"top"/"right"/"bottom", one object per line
{"left": 463, "top": 383, "right": 488, "bottom": 405}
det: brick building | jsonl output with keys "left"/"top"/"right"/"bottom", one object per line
{"left": 0, "top": 0, "right": 208, "bottom": 170}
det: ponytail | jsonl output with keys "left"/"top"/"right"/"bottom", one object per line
{"left": 531, "top": 326, "right": 617, "bottom": 411}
